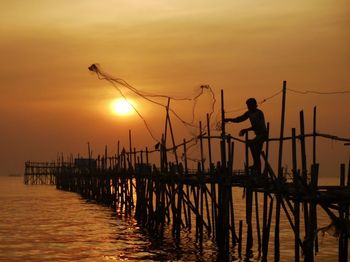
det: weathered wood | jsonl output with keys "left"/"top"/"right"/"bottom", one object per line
{"left": 228, "top": 140, "right": 236, "bottom": 245}
{"left": 262, "top": 122, "right": 270, "bottom": 261}
{"left": 304, "top": 164, "right": 319, "bottom": 262}
{"left": 299, "top": 110, "right": 309, "bottom": 241}
{"left": 339, "top": 164, "right": 347, "bottom": 262}
{"left": 292, "top": 128, "right": 300, "bottom": 262}
{"left": 275, "top": 80, "right": 287, "bottom": 262}
{"left": 238, "top": 220, "right": 243, "bottom": 259}
{"left": 217, "top": 89, "right": 229, "bottom": 254}
{"left": 255, "top": 191, "right": 261, "bottom": 253}
{"left": 312, "top": 106, "right": 320, "bottom": 254}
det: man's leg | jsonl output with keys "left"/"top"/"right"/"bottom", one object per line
{"left": 247, "top": 140, "right": 257, "bottom": 174}
{"left": 250, "top": 138, "right": 264, "bottom": 175}
{"left": 255, "top": 140, "right": 264, "bottom": 175}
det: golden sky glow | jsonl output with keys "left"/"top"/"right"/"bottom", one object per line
{"left": 0, "top": 0, "right": 349, "bottom": 175}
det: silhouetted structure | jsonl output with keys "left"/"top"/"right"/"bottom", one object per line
{"left": 24, "top": 83, "right": 350, "bottom": 261}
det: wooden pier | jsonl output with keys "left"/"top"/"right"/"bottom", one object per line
{"left": 24, "top": 161, "right": 57, "bottom": 185}
{"left": 24, "top": 85, "right": 350, "bottom": 261}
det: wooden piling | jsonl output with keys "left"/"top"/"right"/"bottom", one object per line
{"left": 228, "top": 140, "right": 236, "bottom": 245}
{"left": 345, "top": 160, "right": 350, "bottom": 260}
{"left": 312, "top": 106, "right": 319, "bottom": 254}
{"left": 339, "top": 164, "right": 346, "bottom": 262}
{"left": 275, "top": 80, "right": 287, "bottom": 262}
{"left": 299, "top": 110, "right": 309, "bottom": 238}
{"left": 207, "top": 113, "right": 217, "bottom": 236}
{"left": 217, "top": 89, "right": 229, "bottom": 256}
{"left": 292, "top": 128, "right": 300, "bottom": 262}
{"left": 304, "top": 164, "right": 319, "bottom": 262}
{"left": 238, "top": 220, "right": 243, "bottom": 259}
{"left": 262, "top": 122, "right": 270, "bottom": 261}
{"left": 255, "top": 190, "right": 261, "bottom": 253}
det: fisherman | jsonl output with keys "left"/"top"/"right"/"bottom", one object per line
{"left": 224, "top": 98, "right": 267, "bottom": 174}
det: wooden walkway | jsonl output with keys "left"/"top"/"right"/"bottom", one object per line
{"left": 24, "top": 85, "right": 350, "bottom": 261}
{"left": 24, "top": 156, "right": 350, "bottom": 261}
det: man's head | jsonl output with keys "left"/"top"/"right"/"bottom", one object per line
{"left": 246, "top": 98, "right": 257, "bottom": 111}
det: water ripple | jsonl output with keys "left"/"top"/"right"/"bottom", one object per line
{"left": 0, "top": 176, "right": 345, "bottom": 261}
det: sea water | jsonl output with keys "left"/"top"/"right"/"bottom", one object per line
{"left": 0, "top": 176, "right": 345, "bottom": 261}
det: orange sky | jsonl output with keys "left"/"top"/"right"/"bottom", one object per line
{"left": 0, "top": 0, "right": 349, "bottom": 177}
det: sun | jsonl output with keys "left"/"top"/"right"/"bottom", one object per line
{"left": 111, "top": 98, "right": 134, "bottom": 116}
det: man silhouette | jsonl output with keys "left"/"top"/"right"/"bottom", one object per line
{"left": 225, "top": 98, "right": 267, "bottom": 174}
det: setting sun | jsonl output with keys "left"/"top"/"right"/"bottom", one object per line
{"left": 111, "top": 98, "right": 134, "bottom": 116}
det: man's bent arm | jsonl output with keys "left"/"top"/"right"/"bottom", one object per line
{"left": 226, "top": 112, "right": 249, "bottom": 123}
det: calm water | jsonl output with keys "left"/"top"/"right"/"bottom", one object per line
{"left": 0, "top": 176, "right": 346, "bottom": 261}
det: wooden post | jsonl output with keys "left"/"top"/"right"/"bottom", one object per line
{"left": 246, "top": 185, "right": 253, "bottom": 258}
{"left": 104, "top": 145, "right": 108, "bottom": 170}
{"left": 266, "top": 196, "right": 274, "bottom": 261}
{"left": 87, "top": 142, "right": 91, "bottom": 159}
{"left": 229, "top": 141, "right": 236, "bottom": 245}
{"left": 255, "top": 190, "right": 261, "bottom": 253}
{"left": 183, "top": 139, "right": 188, "bottom": 175}
{"left": 206, "top": 113, "right": 213, "bottom": 172}
{"left": 339, "top": 164, "right": 346, "bottom": 262}
{"left": 200, "top": 177, "right": 204, "bottom": 248}
{"left": 292, "top": 128, "right": 300, "bottom": 262}
{"left": 300, "top": 110, "right": 309, "bottom": 237}
{"left": 167, "top": 101, "right": 179, "bottom": 166}
{"left": 204, "top": 183, "right": 212, "bottom": 236}
{"left": 313, "top": 106, "right": 317, "bottom": 165}
{"left": 87, "top": 142, "right": 92, "bottom": 170}
{"left": 199, "top": 121, "right": 205, "bottom": 173}
{"left": 176, "top": 176, "right": 183, "bottom": 240}
{"left": 129, "top": 130, "right": 132, "bottom": 169}
{"left": 133, "top": 147, "right": 137, "bottom": 168}
{"left": 305, "top": 164, "right": 319, "bottom": 262}
{"left": 245, "top": 129, "right": 253, "bottom": 258}
{"left": 238, "top": 220, "right": 243, "bottom": 259}
{"left": 183, "top": 139, "right": 191, "bottom": 229}
{"left": 160, "top": 134, "right": 167, "bottom": 172}
{"left": 313, "top": 106, "right": 319, "bottom": 253}
{"left": 278, "top": 80, "right": 287, "bottom": 177}
{"left": 117, "top": 141, "right": 120, "bottom": 171}
{"left": 131, "top": 147, "right": 136, "bottom": 210}
{"left": 164, "top": 99, "right": 170, "bottom": 144}
{"left": 217, "top": 89, "right": 229, "bottom": 256}
{"left": 262, "top": 122, "right": 270, "bottom": 261}
{"left": 275, "top": 80, "right": 287, "bottom": 262}
{"left": 207, "top": 113, "right": 217, "bottom": 235}
{"left": 194, "top": 182, "right": 200, "bottom": 241}
{"left": 345, "top": 160, "right": 350, "bottom": 260}
{"left": 244, "top": 129, "right": 255, "bottom": 258}
{"left": 199, "top": 121, "right": 207, "bottom": 240}
{"left": 135, "top": 150, "right": 141, "bottom": 220}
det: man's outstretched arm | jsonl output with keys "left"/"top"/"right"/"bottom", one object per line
{"left": 225, "top": 112, "right": 249, "bottom": 123}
